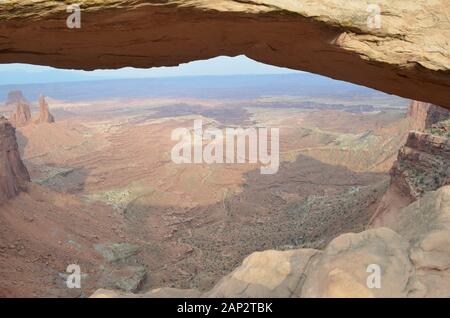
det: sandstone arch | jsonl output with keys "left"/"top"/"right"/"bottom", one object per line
{"left": 0, "top": 0, "right": 449, "bottom": 108}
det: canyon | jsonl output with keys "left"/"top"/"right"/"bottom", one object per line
{"left": 8, "top": 91, "right": 55, "bottom": 127}
{"left": 0, "top": 78, "right": 449, "bottom": 297}
{"left": 34, "top": 95, "right": 55, "bottom": 125}
{"left": 92, "top": 102, "right": 450, "bottom": 298}
{"left": 0, "top": 0, "right": 449, "bottom": 299}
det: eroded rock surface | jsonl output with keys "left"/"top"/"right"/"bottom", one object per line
{"left": 91, "top": 186, "right": 450, "bottom": 298}
{"left": 34, "top": 95, "right": 55, "bottom": 124}
{"left": 382, "top": 185, "right": 450, "bottom": 297}
{"left": 0, "top": 0, "right": 449, "bottom": 108}
{"left": 390, "top": 122, "right": 450, "bottom": 200}
{"left": 369, "top": 104, "right": 450, "bottom": 224}
{"left": 407, "top": 101, "right": 450, "bottom": 130}
{"left": 10, "top": 101, "right": 31, "bottom": 127}
{"left": 0, "top": 116, "right": 30, "bottom": 205}
{"left": 300, "top": 228, "right": 417, "bottom": 297}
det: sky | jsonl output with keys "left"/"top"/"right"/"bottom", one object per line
{"left": 0, "top": 55, "right": 299, "bottom": 85}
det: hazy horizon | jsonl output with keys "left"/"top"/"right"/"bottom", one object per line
{"left": 0, "top": 72, "right": 407, "bottom": 107}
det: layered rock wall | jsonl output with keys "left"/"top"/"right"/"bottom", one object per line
{"left": 90, "top": 100, "right": 450, "bottom": 298}
{"left": 407, "top": 101, "right": 450, "bottom": 130}
{"left": 5, "top": 90, "right": 28, "bottom": 107}
{"left": 391, "top": 120, "right": 450, "bottom": 200}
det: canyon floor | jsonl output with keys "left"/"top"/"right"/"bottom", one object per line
{"left": 0, "top": 93, "right": 411, "bottom": 297}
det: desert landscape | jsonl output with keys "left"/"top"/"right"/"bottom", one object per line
{"left": 2, "top": 72, "right": 448, "bottom": 297}
{"left": 0, "top": 0, "right": 449, "bottom": 300}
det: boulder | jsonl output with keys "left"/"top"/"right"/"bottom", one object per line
{"left": 407, "top": 101, "right": 450, "bottom": 130}
{"left": 390, "top": 124, "right": 450, "bottom": 200}
{"left": 205, "top": 249, "right": 320, "bottom": 298}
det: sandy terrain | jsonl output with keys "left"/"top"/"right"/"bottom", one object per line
{"left": 1, "top": 96, "right": 410, "bottom": 296}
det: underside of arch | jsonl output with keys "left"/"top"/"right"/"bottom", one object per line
{"left": 0, "top": 0, "right": 449, "bottom": 108}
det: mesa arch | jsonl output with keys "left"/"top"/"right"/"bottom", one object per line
{"left": 0, "top": 0, "right": 449, "bottom": 108}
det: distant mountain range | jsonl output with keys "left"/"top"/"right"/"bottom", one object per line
{"left": 0, "top": 73, "right": 407, "bottom": 106}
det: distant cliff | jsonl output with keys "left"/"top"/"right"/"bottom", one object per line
{"left": 391, "top": 105, "right": 450, "bottom": 200}
{"left": 34, "top": 95, "right": 54, "bottom": 124}
{"left": 407, "top": 101, "right": 450, "bottom": 130}
{"left": 10, "top": 101, "right": 32, "bottom": 127}
{"left": 5, "top": 90, "right": 55, "bottom": 126}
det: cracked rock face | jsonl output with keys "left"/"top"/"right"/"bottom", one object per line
{"left": 0, "top": 0, "right": 449, "bottom": 108}
{"left": 407, "top": 102, "right": 450, "bottom": 130}
{"left": 390, "top": 121, "right": 450, "bottom": 200}
{"left": 300, "top": 228, "right": 416, "bottom": 298}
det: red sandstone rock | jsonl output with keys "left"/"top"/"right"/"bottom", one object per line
{"left": 34, "top": 95, "right": 55, "bottom": 124}
{"left": 0, "top": 116, "right": 30, "bottom": 205}
{"left": 407, "top": 101, "right": 450, "bottom": 130}
{"left": 391, "top": 101, "right": 450, "bottom": 199}
{"left": 10, "top": 101, "right": 31, "bottom": 127}
{"left": 390, "top": 121, "right": 450, "bottom": 200}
